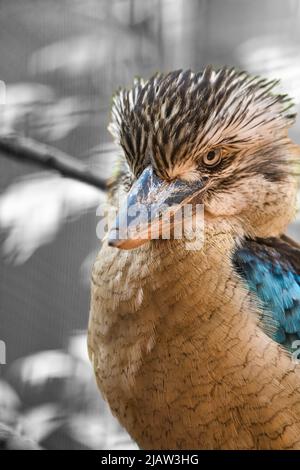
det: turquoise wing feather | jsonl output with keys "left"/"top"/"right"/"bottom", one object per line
{"left": 233, "top": 236, "right": 300, "bottom": 351}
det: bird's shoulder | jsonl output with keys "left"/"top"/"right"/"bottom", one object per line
{"left": 233, "top": 235, "right": 300, "bottom": 352}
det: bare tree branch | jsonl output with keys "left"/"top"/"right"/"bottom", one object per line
{"left": 0, "top": 134, "right": 107, "bottom": 191}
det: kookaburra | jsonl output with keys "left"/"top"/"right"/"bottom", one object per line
{"left": 88, "top": 66, "right": 300, "bottom": 449}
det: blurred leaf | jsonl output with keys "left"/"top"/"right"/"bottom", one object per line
{"left": 10, "top": 351, "right": 76, "bottom": 389}
{"left": 0, "top": 82, "right": 88, "bottom": 142}
{"left": 29, "top": 31, "right": 157, "bottom": 90}
{"left": 0, "top": 380, "right": 20, "bottom": 427}
{"left": 0, "top": 423, "right": 41, "bottom": 450}
{"left": 66, "top": 413, "right": 108, "bottom": 449}
{"left": 29, "top": 35, "right": 109, "bottom": 76}
{"left": 0, "top": 173, "right": 102, "bottom": 264}
{"left": 104, "top": 434, "right": 138, "bottom": 451}
{"left": 67, "top": 332, "right": 90, "bottom": 364}
{"left": 0, "top": 380, "right": 20, "bottom": 410}
{"left": 66, "top": 412, "right": 137, "bottom": 450}
{"left": 9, "top": 349, "right": 81, "bottom": 409}
{"left": 0, "top": 83, "right": 54, "bottom": 135}
{"left": 0, "top": 174, "right": 65, "bottom": 264}
{"left": 6, "top": 336, "right": 135, "bottom": 449}
{"left": 31, "top": 96, "right": 89, "bottom": 142}
{"left": 19, "top": 404, "right": 64, "bottom": 443}
{"left": 9, "top": 336, "right": 101, "bottom": 412}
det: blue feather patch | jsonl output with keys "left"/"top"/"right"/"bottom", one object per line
{"left": 233, "top": 237, "right": 300, "bottom": 351}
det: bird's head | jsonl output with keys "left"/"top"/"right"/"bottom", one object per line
{"left": 107, "top": 66, "right": 299, "bottom": 250}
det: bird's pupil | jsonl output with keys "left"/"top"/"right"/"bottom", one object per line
{"left": 207, "top": 151, "right": 216, "bottom": 160}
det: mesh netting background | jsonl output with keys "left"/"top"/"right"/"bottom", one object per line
{"left": 0, "top": 0, "right": 300, "bottom": 449}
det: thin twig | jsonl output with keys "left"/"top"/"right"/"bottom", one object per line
{"left": 0, "top": 134, "right": 107, "bottom": 191}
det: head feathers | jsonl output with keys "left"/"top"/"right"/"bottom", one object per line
{"left": 108, "top": 66, "right": 296, "bottom": 178}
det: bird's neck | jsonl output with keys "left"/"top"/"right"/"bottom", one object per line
{"left": 134, "top": 233, "right": 244, "bottom": 329}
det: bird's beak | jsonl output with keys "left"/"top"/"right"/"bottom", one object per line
{"left": 108, "top": 166, "right": 205, "bottom": 250}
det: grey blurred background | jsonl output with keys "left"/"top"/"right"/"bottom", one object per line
{"left": 0, "top": 0, "right": 300, "bottom": 450}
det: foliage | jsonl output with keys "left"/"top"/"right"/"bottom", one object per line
{"left": 0, "top": 332, "right": 137, "bottom": 450}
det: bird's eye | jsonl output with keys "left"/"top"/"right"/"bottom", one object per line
{"left": 202, "top": 149, "right": 222, "bottom": 167}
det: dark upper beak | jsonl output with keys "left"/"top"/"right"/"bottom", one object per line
{"left": 108, "top": 165, "right": 205, "bottom": 250}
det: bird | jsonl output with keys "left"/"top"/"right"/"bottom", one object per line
{"left": 88, "top": 66, "right": 300, "bottom": 450}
